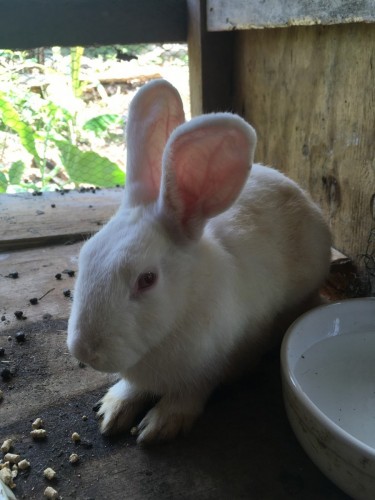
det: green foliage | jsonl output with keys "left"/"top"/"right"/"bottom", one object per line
{"left": 53, "top": 140, "right": 125, "bottom": 187}
{"left": 0, "top": 50, "right": 125, "bottom": 192}
{"left": 0, "top": 161, "right": 26, "bottom": 192}
{"left": 83, "top": 114, "right": 122, "bottom": 137}
{"left": 0, "top": 170, "right": 8, "bottom": 192}
{"left": 8, "top": 160, "right": 25, "bottom": 184}
{"left": 0, "top": 92, "right": 41, "bottom": 162}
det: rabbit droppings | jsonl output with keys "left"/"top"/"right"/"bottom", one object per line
{"left": 67, "top": 79, "right": 331, "bottom": 444}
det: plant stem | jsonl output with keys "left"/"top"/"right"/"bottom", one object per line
{"left": 71, "top": 47, "right": 85, "bottom": 98}
{"left": 40, "top": 115, "right": 53, "bottom": 188}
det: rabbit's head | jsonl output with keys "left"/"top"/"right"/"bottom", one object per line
{"left": 67, "top": 79, "right": 256, "bottom": 373}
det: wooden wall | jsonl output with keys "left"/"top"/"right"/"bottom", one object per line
{"left": 233, "top": 23, "right": 375, "bottom": 259}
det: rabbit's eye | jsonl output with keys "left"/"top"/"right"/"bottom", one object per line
{"left": 137, "top": 271, "right": 157, "bottom": 291}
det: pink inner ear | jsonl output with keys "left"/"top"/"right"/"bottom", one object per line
{"left": 125, "top": 80, "right": 185, "bottom": 206}
{"left": 162, "top": 120, "right": 254, "bottom": 235}
{"left": 136, "top": 109, "right": 182, "bottom": 200}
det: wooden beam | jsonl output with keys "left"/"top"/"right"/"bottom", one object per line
{"left": 0, "top": 189, "right": 122, "bottom": 251}
{"left": 208, "top": 0, "right": 375, "bottom": 31}
{"left": 187, "top": 0, "right": 235, "bottom": 115}
{"left": 0, "top": 0, "right": 187, "bottom": 50}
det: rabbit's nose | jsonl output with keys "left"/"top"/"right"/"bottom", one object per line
{"left": 67, "top": 331, "right": 100, "bottom": 366}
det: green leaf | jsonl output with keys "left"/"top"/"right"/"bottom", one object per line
{"left": 8, "top": 160, "right": 25, "bottom": 185}
{"left": 0, "top": 171, "right": 8, "bottom": 192}
{"left": 83, "top": 114, "right": 121, "bottom": 136}
{"left": 0, "top": 92, "right": 40, "bottom": 162}
{"left": 53, "top": 140, "right": 125, "bottom": 187}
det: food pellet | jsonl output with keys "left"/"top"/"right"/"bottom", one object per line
{"left": 69, "top": 453, "right": 79, "bottom": 464}
{"left": 30, "top": 429, "right": 47, "bottom": 439}
{"left": 44, "top": 486, "right": 59, "bottom": 499}
{"left": 43, "top": 467, "right": 56, "bottom": 480}
{"left": 18, "top": 459, "right": 30, "bottom": 470}
{"left": 1, "top": 439, "right": 13, "bottom": 453}
{"left": 71, "top": 432, "right": 80, "bottom": 442}
{"left": 3, "top": 454, "right": 20, "bottom": 464}
{"left": 0, "top": 467, "right": 15, "bottom": 488}
{"left": 32, "top": 417, "right": 44, "bottom": 429}
{"left": 82, "top": 415, "right": 88, "bottom": 421}
{"left": 0, "top": 462, "right": 10, "bottom": 470}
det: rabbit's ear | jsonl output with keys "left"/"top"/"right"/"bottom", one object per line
{"left": 125, "top": 79, "right": 185, "bottom": 206}
{"left": 159, "top": 114, "right": 257, "bottom": 240}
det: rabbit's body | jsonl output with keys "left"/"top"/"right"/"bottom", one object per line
{"left": 67, "top": 80, "right": 331, "bottom": 443}
{"left": 123, "top": 164, "right": 329, "bottom": 392}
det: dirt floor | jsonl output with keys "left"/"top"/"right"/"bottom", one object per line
{"left": 0, "top": 190, "right": 352, "bottom": 500}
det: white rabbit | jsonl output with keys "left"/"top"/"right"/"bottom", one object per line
{"left": 67, "top": 79, "right": 331, "bottom": 444}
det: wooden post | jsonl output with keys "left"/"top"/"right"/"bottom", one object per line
{"left": 187, "top": 0, "right": 235, "bottom": 116}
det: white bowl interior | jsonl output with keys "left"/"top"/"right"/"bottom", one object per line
{"left": 285, "top": 298, "right": 375, "bottom": 449}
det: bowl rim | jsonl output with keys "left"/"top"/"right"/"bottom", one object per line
{"left": 281, "top": 297, "right": 375, "bottom": 459}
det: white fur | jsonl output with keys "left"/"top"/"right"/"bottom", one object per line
{"left": 67, "top": 79, "right": 331, "bottom": 443}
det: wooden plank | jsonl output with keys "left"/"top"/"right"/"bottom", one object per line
{"left": 208, "top": 0, "right": 375, "bottom": 31}
{"left": 187, "top": 0, "right": 235, "bottom": 115}
{"left": 0, "top": 189, "right": 122, "bottom": 251}
{"left": 234, "top": 23, "right": 375, "bottom": 261}
{"left": 0, "top": 243, "right": 82, "bottom": 328}
{"left": 0, "top": 0, "right": 187, "bottom": 50}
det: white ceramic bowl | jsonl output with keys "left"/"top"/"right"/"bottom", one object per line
{"left": 281, "top": 298, "right": 375, "bottom": 500}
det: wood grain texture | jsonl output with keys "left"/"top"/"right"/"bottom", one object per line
{"left": 0, "top": 189, "right": 122, "bottom": 251}
{"left": 234, "top": 23, "right": 375, "bottom": 259}
{"left": 0, "top": 243, "right": 82, "bottom": 328}
{"left": 208, "top": 0, "right": 375, "bottom": 31}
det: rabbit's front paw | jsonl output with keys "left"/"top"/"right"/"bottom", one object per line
{"left": 96, "top": 379, "right": 148, "bottom": 435}
{"left": 135, "top": 395, "right": 204, "bottom": 444}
